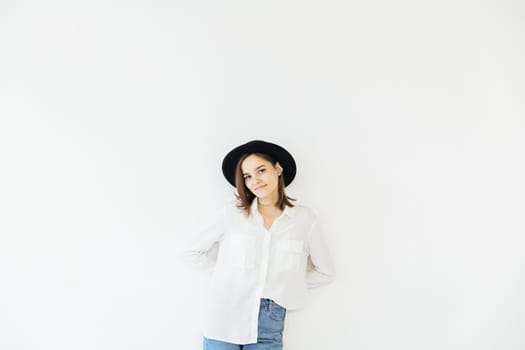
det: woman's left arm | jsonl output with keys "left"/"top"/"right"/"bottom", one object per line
{"left": 305, "top": 217, "right": 336, "bottom": 288}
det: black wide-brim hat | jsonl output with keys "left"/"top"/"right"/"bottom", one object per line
{"left": 221, "top": 140, "right": 297, "bottom": 188}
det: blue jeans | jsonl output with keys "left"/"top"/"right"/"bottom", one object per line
{"left": 203, "top": 298, "right": 286, "bottom": 350}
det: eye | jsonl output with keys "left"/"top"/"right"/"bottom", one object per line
{"left": 258, "top": 169, "right": 265, "bottom": 173}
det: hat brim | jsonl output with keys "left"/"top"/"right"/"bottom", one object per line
{"left": 221, "top": 140, "right": 296, "bottom": 188}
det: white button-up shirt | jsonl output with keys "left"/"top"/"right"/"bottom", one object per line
{"left": 182, "top": 199, "right": 336, "bottom": 345}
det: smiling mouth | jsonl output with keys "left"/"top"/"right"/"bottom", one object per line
{"left": 254, "top": 185, "right": 266, "bottom": 190}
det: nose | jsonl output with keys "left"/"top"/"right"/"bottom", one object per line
{"left": 251, "top": 174, "right": 261, "bottom": 186}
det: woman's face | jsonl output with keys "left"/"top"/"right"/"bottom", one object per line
{"left": 241, "top": 154, "right": 282, "bottom": 199}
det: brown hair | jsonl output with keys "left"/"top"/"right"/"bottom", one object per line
{"left": 234, "top": 152, "right": 296, "bottom": 217}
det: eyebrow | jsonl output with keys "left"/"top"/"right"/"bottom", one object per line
{"left": 242, "top": 165, "right": 265, "bottom": 176}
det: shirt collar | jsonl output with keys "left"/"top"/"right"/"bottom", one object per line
{"left": 250, "top": 198, "right": 296, "bottom": 218}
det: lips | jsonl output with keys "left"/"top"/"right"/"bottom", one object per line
{"left": 254, "top": 185, "right": 266, "bottom": 191}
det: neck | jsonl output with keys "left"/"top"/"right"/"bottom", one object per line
{"left": 257, "top": 197, "right": 277, "bottom": 208}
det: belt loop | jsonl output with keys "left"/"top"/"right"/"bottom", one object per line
{"left": 261, "top": 298, "right": 267, "bottom": 311}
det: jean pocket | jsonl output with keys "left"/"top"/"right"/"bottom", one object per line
{"left": 269, "top": 301, "right": 287, "bottom": 322}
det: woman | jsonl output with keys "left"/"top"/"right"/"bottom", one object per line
{"left": 183, "top": 140, "right": 336, "bottom": 350}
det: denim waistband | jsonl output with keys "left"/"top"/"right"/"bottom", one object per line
{"left": 260, "top": 298, "right": 285, "bottom": 311}
{"left": 260, "top": 298, "right": 271, "bottom": 307}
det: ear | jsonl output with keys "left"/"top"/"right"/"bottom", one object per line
{"left": 275, "top": 162, "right": 283, "bottom": 173}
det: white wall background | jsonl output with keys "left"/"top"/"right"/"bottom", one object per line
{"left": 1, "top": 1, "right": 524, "bottom": 349}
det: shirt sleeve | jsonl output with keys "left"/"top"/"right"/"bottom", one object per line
{"left": 305, "top": 216, "right": 336, "bottom": 289}
{"left": 180, "top": 203, "right": 227, "bottom": 270}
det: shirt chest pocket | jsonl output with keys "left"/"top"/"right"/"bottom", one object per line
{"left": 273, "top": 239, "right": 305, "bottom": 273}
{"left": 223, "top": 234, "right": 257, "bottom": 270}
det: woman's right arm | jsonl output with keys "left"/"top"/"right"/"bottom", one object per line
{"left": 181, "top": 203, "right": 228, "bottom": 269}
